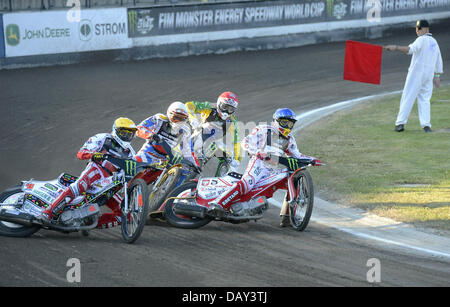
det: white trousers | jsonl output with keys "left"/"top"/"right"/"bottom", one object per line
{"left": 396, "top": 70, "right": 433, "bottom": 128}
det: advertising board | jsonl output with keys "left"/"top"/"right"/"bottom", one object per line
{"left": 3, "top": 8, "right": 131, "bottom": 57}
{"left": 127, "top": 0, "right": 450, "bottom": 38}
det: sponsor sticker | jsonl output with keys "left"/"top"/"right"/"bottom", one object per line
{"left": 3, "top": 8, "right": 130, "bottom": 57}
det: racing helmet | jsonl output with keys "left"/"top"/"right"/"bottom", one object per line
{"left": 272, "top": 108, "right": 297, "bottom": 138}
{"left": 217, "top": 91, "right": 239, "bottom": 120}
{"left": 112, "top": 117, "right": 137, "bottom": 143}
{"left": 167, "top": 101, "right": 189, "bottom": 124}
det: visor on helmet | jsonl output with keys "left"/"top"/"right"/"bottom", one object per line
{"left": 277, "top": 118, "right": 296, "bottom": 129}
{"left": 219, "top": 103, "right": 236, "bottom": 114}
{"left": 169, "top": 111, "right": 188, "bottom": 123}
{"left": 116, "top": 128, "right": 136, "bottom": 142}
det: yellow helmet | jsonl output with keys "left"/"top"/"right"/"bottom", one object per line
{"left": 112, "top": 117, "right": 137, "bottom": 143}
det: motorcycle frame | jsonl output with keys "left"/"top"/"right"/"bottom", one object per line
{"left": 179, "top": 166, "right": 307, "bottom": 209}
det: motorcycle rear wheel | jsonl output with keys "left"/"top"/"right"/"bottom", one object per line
{"left": 121, "top": 179, "right": 150, "bottom": 244}
{"left": 164, "top": 182, "right": 213, "bottom": 229}
{"left": 289, "top": 170, "right": 314, "bottom": 231}
{"left": 0, "top": 187, "right": 41, "bottom": 237}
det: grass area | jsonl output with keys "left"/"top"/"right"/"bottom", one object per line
{"left": 297, "top": 85, "right": 450, "bottom": 230}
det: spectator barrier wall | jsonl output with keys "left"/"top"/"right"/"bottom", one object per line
{"left": 1, "top": 0, "right": 450, "bottom": 68}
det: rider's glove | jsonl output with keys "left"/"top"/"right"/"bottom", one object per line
{"left": 151, "top": 134, "right": 161, "bottom": 143}
{"left": 194, "top": 164, "right": 202, "bottom": 174}
{"left": 256, "top": 152, "right": 271, "bottom": 161}
{"left": 91, "top": 152, "right": 104, "bottom": 163}
{"left": 230, "top": 159, "right": 240, "bottom": 168}
{"left": 312, "top": 159, "right": 323, "bottom": 166}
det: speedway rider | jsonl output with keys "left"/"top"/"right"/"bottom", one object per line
{"left": 134, "top": 101, "right": 199, "bottom": 169}
{"left": 209, "top": 108, "right": 312, "bottom": 227}
{"left": 185, "top": 91, "right": 241, "bottom": 169}
{"left": 40, "top": 117, "right": 138, "bottom": 226}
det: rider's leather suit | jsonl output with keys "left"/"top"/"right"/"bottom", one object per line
{"left": 213, "top": 124, "right": 308, "bottom": 209}
{"left": 185, "top": 101, "right": 241, "bottom": 164}
{"left": 134, "top": 113, "right": 196, "bottom": 165}
{"left": 43, "top": 133, "right": 136, "bottom": 227}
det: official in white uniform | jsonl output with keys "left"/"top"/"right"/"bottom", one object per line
{"left": 384, "top": 20, "right": 443, "bottom": 133}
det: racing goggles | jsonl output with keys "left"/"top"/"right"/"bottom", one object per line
{"left": 117, "top": 128, "right": 136, "bottom": 142}
{"left": 170, "top": 112, "right": 188, "bottom": 123}
{"left": 219, "top": 103, "right": 236, "bottom": 114}
{"left": 277, "top": 118, "right": 296, "bottom": 129}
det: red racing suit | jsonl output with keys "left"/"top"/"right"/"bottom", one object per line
{"left": 43, "top": 133, "right": 136, "bottom": 228}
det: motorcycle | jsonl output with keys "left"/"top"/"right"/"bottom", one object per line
{"left": 161, "top": 154, "right": 323, "bottom": 231}
{"left": 0, "top": 155, "right": 152, "bottom": 243}
{"left": 145, "top": 133, "right": 232, "bottom": 220}
{"left": 140, "top": 140, "right": 202, "bottom": 220}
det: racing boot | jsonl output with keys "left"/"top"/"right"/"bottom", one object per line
{"left": 40, "top": 187, "right": 75, "bottom": 223}
{"left": 279, "top": 197, "right": 290, "bottom": 227}
{"left": 280, "top": 215, "right": 290, "bottom": 227}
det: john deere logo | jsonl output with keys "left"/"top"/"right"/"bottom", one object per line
{"left": 6, "top": 24, "right": 20, "bottom": 46}
{"left": 79, "top": 19, "right": 93, "bottom": 41}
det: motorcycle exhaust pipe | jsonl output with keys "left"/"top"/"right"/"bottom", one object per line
{"left": 173, "top": 203, "right": 206, "bottom": 219}
{"left": 0, "top": 211, "right": 35, "bottom": 227}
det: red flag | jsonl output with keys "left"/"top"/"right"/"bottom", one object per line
{"left": 343, "top": 40, "right": 382, "bottom": 85}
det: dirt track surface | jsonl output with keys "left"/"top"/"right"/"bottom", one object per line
{"left": 1, "top": 27, "right": 449, "bottom": 287}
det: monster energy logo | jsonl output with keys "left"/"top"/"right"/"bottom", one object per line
{"left": 125, "top": 160, "right": 137, "bottom": 176}
{"left": 327, "top": 0, "right": 334, "bottom": 17}
{"left": 170, "top": 153, "right": 183, "bottom": 165}
{"left": 209, "top": 142, "right": 217, "bottom": 152}
{"left": 127, "top": 9, "right": 154, "bottom": 37}
{"left": 287, "top": 158, "right": 299, "bottom": 171}
{"left": 128, "top": 10, "right": 138, "bottom": 36}
{"left": 204, "top": 142, "right": 217, "bottom": 157}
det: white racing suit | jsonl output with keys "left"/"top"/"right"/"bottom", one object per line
{"left": 212, "top": 124, "right": 311, "bottom": 211}
{"left": 135, "top": 113, "right": 197, "bottom": 166}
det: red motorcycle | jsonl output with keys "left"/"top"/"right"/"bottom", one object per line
{"left": 161, "top": 155, "right": 323, "bottom": 231}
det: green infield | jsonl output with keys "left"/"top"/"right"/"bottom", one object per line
{"left": 297, "top": 85, "right": 450, "bottom": 230}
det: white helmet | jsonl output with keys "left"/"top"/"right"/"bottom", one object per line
{"left": 167, "top": 101, "right": 189, "bottom": 124}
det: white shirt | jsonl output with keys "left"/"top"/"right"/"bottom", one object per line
{"left": 408, "top": 33, "right": 443, "bottom": 76}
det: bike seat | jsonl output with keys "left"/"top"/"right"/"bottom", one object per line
{"left": 58, "top": 173, "right": 78, "bottom": 187}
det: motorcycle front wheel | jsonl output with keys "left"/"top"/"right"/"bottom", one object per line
{"left": 121, "top": 179, "right": 150, "bottom": 244}
{"left": 0, "top": 187, "right": 41, "bottom": 237}
{"left": 164, "top": 182, "right": 213, "bottom": 229}
{"left": 289, "top": 170, "right": 314, "bottom": 231}
{"left": 215, "top": 158, "right": 230, "bottom": 177}
{"left": 147, "top": 166, "right": 181, "bottom": 215}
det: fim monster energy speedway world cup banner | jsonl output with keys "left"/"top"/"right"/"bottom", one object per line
{"left": 127, "top": 0, "right": 450, "bottom": 37}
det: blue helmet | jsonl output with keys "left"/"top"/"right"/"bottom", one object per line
{"left": 272, "top": 108, "right": 297, "bottom": 137}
